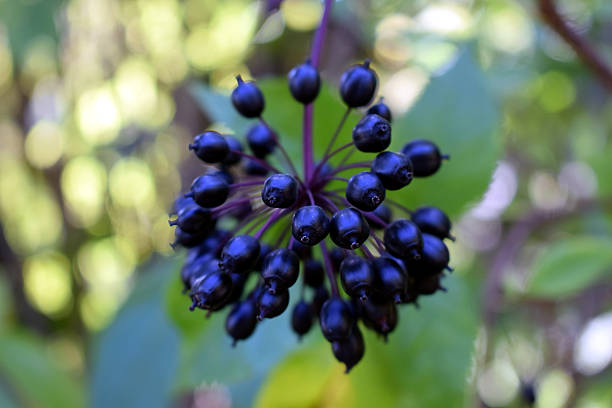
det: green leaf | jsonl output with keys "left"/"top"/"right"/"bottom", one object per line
{"left": 253, "top": 274, "right": 479, "bottom": 408}
{"left": 391, "top": 50, "right": 501, "bottom": 218}
{"left": 526, "top": 236, "right": 612, "bottom": 299}
{"left": 0, "top": 330, "right": 85, "bottom": 408}
{"left": 91, "top": 258, "right": 180, "bottom": 408}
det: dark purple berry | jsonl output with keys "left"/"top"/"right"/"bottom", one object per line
{"left": 312, "top": 286, "right": 330, "bottom": 317}
{"left": 367, "top": 97, "right": 392, "bottom": 122}
{"left": 189, "top": 174, "right": 230, "bottom": 208}
{"left": 245, "top": 159, "right": 269, "bottom": 176}
{"left": 288, "top": 61, "right": 321, "bottom": 104}
{"left": 411, "top": 206, "right": 453, "bottom": 240}
{"left": 330, "top": 247, "right": 346, "bottom": 272}
{"left": 189, "top": 131, "right": 229, "bottom": 163}
{"left": 332, "top": 326, "right": 365, "bottom": 373}
{"left": 417, "top": 233, "right": 450, "bottom": 275}
{"left": 290, "top": 239, "right": 312, "bottom": 259}
{"left": 180, "top": 253, "right": 214, "bottom": 291}
{"left": 262, "top": 174, "right": 298, "bottom": 208}
{"left": 291, "top": 300, "right": 314, "bottom": 339}
{"left": 401, "top": 139, "right": 448, "bottom": 177}
{"left": 361, "top": 299, "right": 398, "bottom": 340}
{"left": 231, "top": 75, "right": 264, "bottom": 118}
{"left": 340, "top": 60, "right": 378, "bottom": 108}
{"left": 320, "top": 297, "right": 355, "bottom": 341}
{"left": 352, "top": 114, "right": 391, "bottom": 153}
{"left": 330, "top": 208, "right": 370, "bottom": 250}
{"left": 383, "top": 219, "right": 423, "bottom": 260}
{"left": 189, "top": 271, "right": 233, "bottom": 311}
{"left": 246, "top": 124, "right": 276, "bottom": 158}
{"left": 367, "top": 204, "right": 391, "bottom": 229}
{"left": 255, "top": 243, "right": 273, "bottom": 271}
{"left": 226, "top": 271, "right": 249, "bottom": 304}
{"left": 169, "top": 205, "right": 213, "bottom": 234}
{"left": 371, "top": 151, "right": 413, "bottom": 190}
{"left": 172, "top": 227, "right": 206, "bottom": 248}
{"left": 346, "top": 172, "right": 386, "bottom": 212}
{"left": 291, "top": 205, "right": 330, "bottom": 246}
{"left": 208, "top": 168, "right": 234, "bottom": 186}
{"left": 223, "top": 136, "right": 243, "bottom": 166}
{"left": 339, "top": 255, "right": 375, "bottom": 301}
{"left": 256, "top": 288, "right": 289, "bottom": 320}
{"left": 303, "top": 258, "right": 325, "bottom": 288}
{"left": 225, "top": 299, "right": 257, "bottom": 345}
{"left": 219, "top": 234, "right": 261, "bottom": 273}
{"left": 261, "top": 248, "right": 300, "bottom": 293}
{"left": 414, "top": 274, "right": 445, "bottom": 295}
{"left": 373, "top": 257, "right": 407, "bottom": 304}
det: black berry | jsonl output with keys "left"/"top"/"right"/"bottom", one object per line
{"left": 231, "top": 75, "right": 265, "bottom": 118}
{"left": 401, "top": 139, "right": 448, "bottom": 177}
{"left": 352, "top": 114, "right": 391, "bottom": 153}
{"left": 367, "top": 97, "right": 392, "bottom": 122}
{"left": 340, "top": 60, "right": 378, "bottom": 108}
{"left": 383, "top": 219, "right": 423, "bottom": 260}
{"left": 288, "top": 61, "right": 321, "bottom": 104}
{"left": 339, "top": 255, "right": 375, "bottom": 301}
{"left": 332, "top": 326, "right": 365, "bottom": 373}
{"left": 189, "top": 174, "right": 230, "bottom": 208}
{"left": 189, "top": 131, "right": 229, "bottom": 164}
{"left": 330, "top": 208, "right": 370, "bottom": 249}
{"left": 223, "top": 136, "right": 243, "bottom": 166}
{"left": 291, "top": 205, "right": 330, "bottom": 246}
{"left": 291, "top": 300, "right": 314, "bottom": 339}
{"left": 256, "top": 288, "right": 290, "bottom": 320}
{"left": 303, "top": 258, "right": 325, "bottom": 288}
{"left": 169, "top": 205, "right": 213, "bottom": 234}
{"left": 225, "top": 299, "right": 257, "bottom": 345}
{"left": 367, "top": 203, "right": 391, "bottom": 229}
{"left": 346, "top": 172, "right": 386, "bottom": 212}
{"left": 371, "top": 151, "right": 413, "bottom": 190}
{"left": 219, "top": 234, "right": 261, "bottom": 273}
{"left": 261, "top": 248, "right": 300, "bottom": 293}
{"left": 411, "top": 206, "right": 453, "bottom": 240}
{"left": 189, "top": 271, "right": 233, "bottom": 311}
{"left": 320, "top": 297, "right": 355, "bottom": 341}
{"left": 373, "top": 256, "right": 407, "bottom": 304}
{"left": 246, "top": 124, "right": 276, "bottom": 158}
{"left": 262, "top": 174, "right": 298, "bottom": 208}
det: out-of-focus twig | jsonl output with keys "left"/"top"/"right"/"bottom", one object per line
{"left": 538, "top": 0, "right": 612, "bottom": 91}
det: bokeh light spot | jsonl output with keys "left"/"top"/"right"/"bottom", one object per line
{"left": 23, "top": 251, "right": 72, "bottom": 316}
{"left": 24, "top": 121, "right": 64, "bottom": 169}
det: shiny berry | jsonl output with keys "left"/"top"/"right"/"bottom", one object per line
{"left": 219, "top": 234, "right": 261, "bottom": 273}
{"left": 261, "top": 248, "right": 300, "bottom": 293}
{"left": 401, "top": 139, "right": 448, "bottom": 177}
{"left": 383, "top": 219, "right": 423, "bottom": 260}
{"left": 418, "top": 233, "right": 450, "bottom": 274}
{"left": 411, "top": 206, "right": 453, "bottom": 240}
{"left": 172, "top": 227, "right": 206, "bottom": 248}
{"left": 256, "top": 288, "right": 289, "bottom": 320}
{"left": 291, "top": 300, "right": 314, "bottom": 339}
{"left": 303, "top": 258, "right": 325, "bottom": 288}
{"left": 189, "top": 271, "right": 233, "bottom": 311}
{"left": 330, "top": 247, "right": 346, "bottom": 272}
{"left": 339, "top": 60, "right": 378, "bottom": 108}
{"left": 352, "top": 114, "right": 391, "bottom": 153}
{"left": 361, "top": 299, "right": 398, "bottom": 340}
{"left": 290, "top": 240, "right": 312, "bottom": 259}
{"left": 169, "top": 205, "right": 213, "bottom": 234}
{"left": 223, "top": 136, "right": 243, "bottom": 166}
{"left": 181, "top": 253, "right": 214, "bottom": 291}
{"left": 291, "top": 205, "right": 330, "bottom": 246}
{"left": 371, "top": 151, "right": 413, "bottom": 190}
{"left": 415, "top": 274, "right": 445, "bottom": 295}
{"left": 244, "top": 159, "right": 269, "bottom": 176}
{"left": 288, "top": 61, "right": 321, "bottom": 104}
{"left": 367, "top": 97, "right": 392, "bottom": 122}
{"left": 320, "top": 297, "right": 355, "bottom": 341}
{"left": 225, "top": 299, "right": 257, "bottom": 345}
{"left": 367, "top": 203, "right": 391, "bottom": 229}
{"left": 262, "top": 174, "right": 298, "bottom": 208}
{"left": 346, "top": 172, "right": 386, "bottom": 212}
{"left": 189, "top": 174, "right": 230, "bottom": 208}
{"left": 246, "top": 124, "right": 276, "bottom": 158}
{"left": 208, "top": 168, "right": 234, "bottom": 186}
{"left": 330, "top": 208, "right": 370, "bottom": 249}
{"left": 231, "top": 75, "right": 264, "bottom": 118}
{"left": 189, "top": 131, "right": 229, "bottom": 163}
{"left": 339, "top": 255, "right": 375, "bottom": 301}
{"left": 332, "top": 326, "right": 365, "bottom": 373}
{"left": 226, "top": 272, "right": 249, "bottom": 304}
{"left": 373, "top": 257, "right": 407, "bottom": 304}
{"left": 255, "top": 243, "right": 273, "bottom": 271}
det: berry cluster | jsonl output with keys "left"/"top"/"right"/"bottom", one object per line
{"left": 170, "top": 59, "right": 453, "bottom": 372}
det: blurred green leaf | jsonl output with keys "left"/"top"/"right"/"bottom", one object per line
{"left": 0, "top": 330, "right": 85, "bottom": 408}
{"left": 252, "top": 273, "right": 479, "bottom": 408}
{"left": 0, "top": 0, "right": 63, "bottom": 64}
{"left": 526, "top": 236, "right": 612, "bottom": 299}
{"left": 91, "top": 258, "right": 179, "bottom": 408}
{"left": 391, "top": 50, "right": 501, "bottom": 218}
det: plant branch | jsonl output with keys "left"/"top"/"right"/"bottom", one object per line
{"left": 538, "top": 0, "right": 612, "bottom": 90}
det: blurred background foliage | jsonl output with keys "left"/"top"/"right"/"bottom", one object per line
{"left": 0, "top": 0, "right": 611, "bottom": 407}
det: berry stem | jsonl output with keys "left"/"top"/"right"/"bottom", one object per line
{"left": 320, "top": 240, "right": 340, "bottom": 297}
{"left": 315, "top": 193, "right": 339, "bottom": 212}
{"left": 337, "top": 146, "right": 356, "bottom": 167}
{"left": 330, "top": 162, "right": 371, "bottom": 175}
{"left": 315, "top": 107, "right": 351, "bottom": 175}
{"left": 385, "top": 199, "right": 413, "bottom": 216}
{"left": 229, "top": 150, "right": 282, "bottom": 173}
{"left": 259, "top": 117, "right": 301, "bottom": 177}
{"left": 254, "top": 209, "right": 287, "bottom": 240}
{"left": 309, "top": 0, "right": 333, "bottom": 69}
{"left": 230, "top": 180, "right": 264, "bottom": 189}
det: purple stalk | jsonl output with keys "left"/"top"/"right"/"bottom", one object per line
{"left": 254, "top": 209, "right": 287, "bottom": 239}
{"left": 303, "top": 0, "right": 334, "bottom": 183}
{"left": 320, "top": 240, "right": 340, "bottom": 296}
